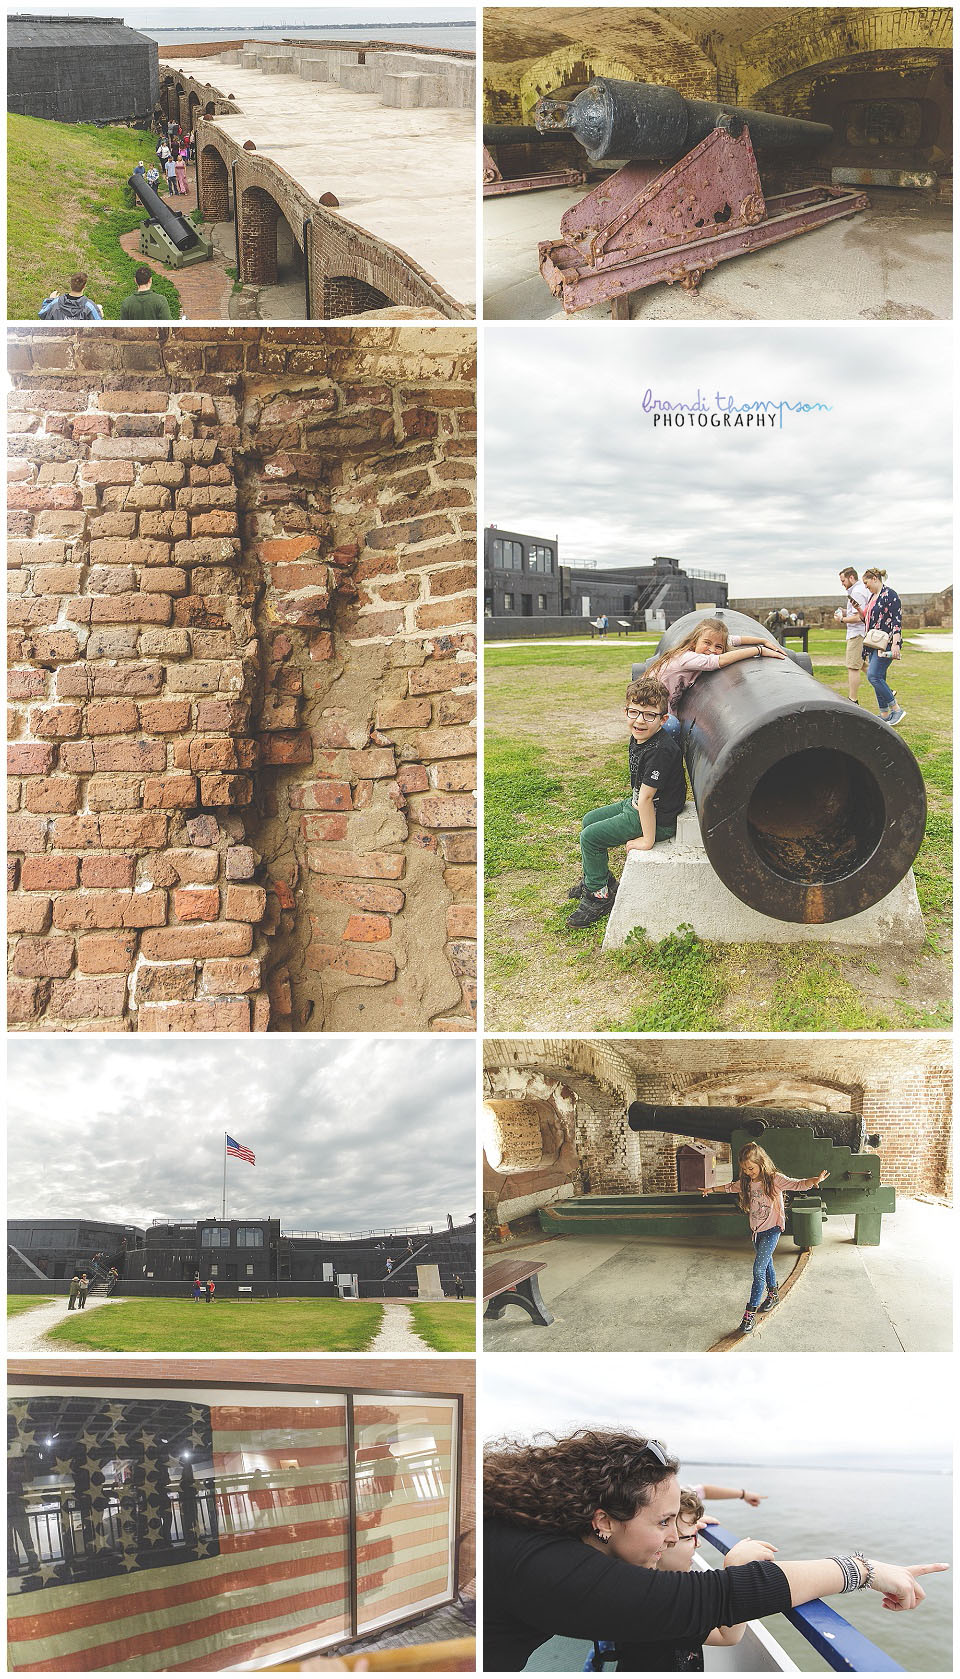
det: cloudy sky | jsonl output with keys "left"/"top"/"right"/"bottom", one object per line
{"left": 21, "top": 5, "right": 474, "bottom": 26}
{"left": 485, "top": 323, "right": 952, "bottom": 595}
{"left": 8, "top": 1038, "right": 476, "bottom": 1234}
{"left": 482, "top": 1354, "right": 952, "bottom": 1470}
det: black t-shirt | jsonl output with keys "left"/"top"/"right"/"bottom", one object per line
{"left": 628, "top": 730, "right": 686, "bottom": 824}
{"left": 483, "top": 1519, "right": 791, "bottom": 1672}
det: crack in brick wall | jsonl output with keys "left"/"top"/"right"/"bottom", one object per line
{"left": 8, "top": 326, "right": 476, "bottom": 1034}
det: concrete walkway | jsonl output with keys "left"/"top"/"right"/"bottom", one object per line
{"left": 7, "top": 1294, "right": 126, "bottom": 1354}
{"left": 484, "top": 189, "right": 951, "bottom": 321}
{"left": 367, "top": 1300, "right": 431, "bottom": 1353}
{"left": 483, "top": 1198, "right": 951, "bottom": 1354}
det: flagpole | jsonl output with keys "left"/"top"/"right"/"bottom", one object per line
{"left": 222, "top": 1132, "right": 227, "bottom": 1222}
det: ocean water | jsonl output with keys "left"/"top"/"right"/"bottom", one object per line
{"left": 145, "top": 24, "right": 475, "bottom": 50}
{"left": 523, "top": 1463, "right": 952, "bottom": 1673}
{"left": 685, "top": 1462, "right": 952, "bottom": 1673}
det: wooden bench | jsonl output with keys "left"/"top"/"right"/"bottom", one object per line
{"left": 483, "top": 1258, "right": 554, "bottom": 1326}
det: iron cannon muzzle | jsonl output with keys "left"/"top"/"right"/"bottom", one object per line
{"left": 128, "top": 172, "right": 199, "bottom": 253}
{"left": 645, "top": 608, "right": 926, "bottom": 924}
{"left": 627, "top": 1101, "right": 866, "bottom": 1153}
{"left": 534, "top": 77, "right": 834, "bottom": 165}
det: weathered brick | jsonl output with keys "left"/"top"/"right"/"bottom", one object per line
{"left": 446, "top": 904, "right": 476, "bottom": 938}
{"left": 47, "top": 974, "right": 129, "bottom": 1020}
{"left": 84, "top": 699, "right": 140, "bottom": 735}
{"left": 135, "top": 962, "right": 197, "bottom": 1004}
{"left": 416, "top": 726, "right": 475, "bottom": 760}
{"left": 79, "top": 855, "right": 136, "bottom": 889}
{"left": 7, "top": 895, "right": 53, "bottom": 934}
{"left": 224, "top": 884, "right": 267, "bottom": 922}
{"left": 408, "top": 659, "right": 476, "bottom": 695}
{"left": 53, "top": 890, "right": 167, "bottom": 931}
{"left": 76, "top": 933, "right": 139, "bottom": 973}
{"left": 173, "top": 887, "right": 220, "bottom": 921}
{"left": 21, "top": 856, "right": 79, "bottom": 891}
{"left": 203, "top": 957, "right": 262, "bottom": 994}
{"left": 25, "top": 777, "right": 81, "bottom": 813}
{"left": 140, "top": 923, "right": 253, "bottom": 960}
{"left": 411, "top": 793, "right": 476, "bottom": 829}
{"left": 8, "top": 743, "right": 56, "bottom": 776}
{"left": 138, "top": 999, "right": 250, "bottom": 1031}
{"left": 142, "top": 776, "right": 199, "bottom": 809}
{"left": 12, "top": 936, "right": 75, "bottom": 978}
{"left": 377, "top": 699, "right": 432, "bottom": 729}
{"left": 225, "top": 845, "right": 256, "bottom": 880}
{"left": 343, "top": 913, "right": 392, "bottom": 943}
{"left": 314, "top": 879, "right": 406, "bottom": 914}
{"left": 305, "top": 944, "right": 397, "bottom": 982}
{"left": 305, "top": 850, "right": 405, "bottom": 880}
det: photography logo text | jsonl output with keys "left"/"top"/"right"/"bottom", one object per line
{"left": 643, "top": 388, "right": 832, "bottom": 430}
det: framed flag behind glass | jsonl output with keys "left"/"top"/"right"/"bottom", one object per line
{"left": 7, "top": 1379, "right": 462, "bottom": 1672}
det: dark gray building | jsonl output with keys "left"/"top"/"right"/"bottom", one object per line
{"left": 8, "top": 14, "right": 159, "bottom": 125}
{"left": 484, "top": 525, "right": 561, "bottom": 620}
{"left": 484, "top": 527, "right": 727, "bottom": 638}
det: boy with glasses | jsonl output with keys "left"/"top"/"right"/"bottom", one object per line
{"left": 567, "top": 675, "right": 686, "bottom": 928}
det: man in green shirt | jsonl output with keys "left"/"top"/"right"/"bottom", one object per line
{"left": 119, "top": 266, "right": 173, "bottom": 320}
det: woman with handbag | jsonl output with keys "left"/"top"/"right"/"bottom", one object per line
{"left": 861, "top": 568, "right": 906, "bottom": 726}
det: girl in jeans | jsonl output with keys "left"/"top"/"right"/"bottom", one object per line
{"left": 861, "top": 567, "right": 906, "bottom": 726}
{"left": 702, "top": 1143, "right": 828, "bottom": 1336}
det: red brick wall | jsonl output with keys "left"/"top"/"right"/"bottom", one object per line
{"left": 8, "top": 327, "right": 476, "bottom": 1033}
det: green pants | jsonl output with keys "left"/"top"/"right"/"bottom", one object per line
{"left": 579, "top": 799, "right": 677, "bottom": 892}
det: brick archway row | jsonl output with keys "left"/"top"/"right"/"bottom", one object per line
{"left": 195, "top": 122, "right": 470, "bottom": 319}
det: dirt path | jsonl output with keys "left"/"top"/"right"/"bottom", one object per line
{"left": 6, "top": 1294, "right": 126, "bottom": 1354}
{"left": 366, "top": 1301, "right": 430, "bottom": 1353}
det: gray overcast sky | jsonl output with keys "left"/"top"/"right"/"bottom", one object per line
{"left": 482, "top": 1354, "right": 951, "bottom": 1470}
{"left": 485, "top": 324, "right": 952, "bottom": 595}
{"left": 8, "top": 1038, "right": 476, "bottom": 1233}
{"left": 20, "top": 5, "right": 473, "bottom": 22}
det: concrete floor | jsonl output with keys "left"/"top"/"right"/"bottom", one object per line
{"left": 483, "top": 1197, "right": 951, "bottom": 1354}
{"left": 164, "top": 54, "right": 475, "bottom": 310}
{"left": 483, "top": 185, "right": 951, "bottom": 320}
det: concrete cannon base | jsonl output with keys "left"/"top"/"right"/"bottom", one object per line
{"left": 601, "top": 807, "right": 926, "bottom": 949}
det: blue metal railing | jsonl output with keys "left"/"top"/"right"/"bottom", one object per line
{"left": 700, "top": 1522, "right": 904, "bottom": 1673}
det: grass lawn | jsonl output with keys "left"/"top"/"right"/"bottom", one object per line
{"left": 44, "top": 1298, "right": 384, "bottom": 1353}
{"left": 485, "top": 629, "right": 951, "bottom": 1032}
{"left": 7, "top": 1295, "right": 52, "bottom": 1316}
{"left": 8, "top": 113, "right": 181, "bottom": 320}
{"left": 407, "top": 1302, "right": 476, "bottom": 1351}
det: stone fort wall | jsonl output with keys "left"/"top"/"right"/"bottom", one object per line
{"left": 8, "top": 327, "right": 476, "bottom": 1035}
{"left": 160, "top": 69, "right": 470, "bottom": 319}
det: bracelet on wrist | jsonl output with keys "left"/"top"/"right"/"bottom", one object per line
{"left": 830, "top": 1555, "right": 862, "bottom": 1593}
{"left": 853, "top": 1552, "right": 876, "bottom": 1590}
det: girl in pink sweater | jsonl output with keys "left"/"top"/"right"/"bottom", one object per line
{"left": 703, "top": 1142, "right": 829, "bottom": 1335}
{"left": 647, "top": 618, "right": 785, "bottom": 732}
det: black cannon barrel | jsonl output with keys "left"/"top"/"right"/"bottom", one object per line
{"left": 128, "top": 172, "right": 198, "bottom": 252}
{"left": 535, "top": 78, "right": 833, "bottom": 164}
{"left": 628, "top": 1101, "right": 865, "bottom": 1153}
{"left": 643, "top": 608, "right": 926, "bottom": 924}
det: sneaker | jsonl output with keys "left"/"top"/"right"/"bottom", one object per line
{"left": 887, "top": 706, "right": 907, "bottom": 727}
{"left": 757, "top": 1287, "right": 779, "bottom": 1314}
{"left": 567, "top": 890, "right": 614, "bottom": 929}
{"left": 567, "top": 871, "right": 618, "bottom": 902}
{"left": 738, "top": 1308, "right": 757, "bottom": 1334}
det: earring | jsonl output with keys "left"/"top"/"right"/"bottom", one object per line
{"left": 592, "top": 1527, "right": 611, "bottom": 1544}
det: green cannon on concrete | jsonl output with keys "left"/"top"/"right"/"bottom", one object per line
{"left": 538, "top": 1101, "right": 895, "bottom": 1248}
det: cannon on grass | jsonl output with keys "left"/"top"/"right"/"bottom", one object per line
{"left": 128, "top": 172, "right": 212, "bottom": 268}
{"left": 533, "top": 78, "right": 868, "bottom": 315}
{"left": 633, "top": 608, "right": 926, "bottom": 926}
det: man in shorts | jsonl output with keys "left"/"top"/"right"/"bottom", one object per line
{"left": 836, "top": 566, "right": 871, "bottom": 703}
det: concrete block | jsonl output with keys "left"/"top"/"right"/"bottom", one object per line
{"left": 602, "top": 806, "right": 926, "bottom": 949}
{"left": 338, "top": 63, "right": 378, "bottom": 95}
{"left": 416, "top": 1262, "right": 444, "bottom": 1300}
{"left": 382, "top": 71, "right": 443, "bottom": 109}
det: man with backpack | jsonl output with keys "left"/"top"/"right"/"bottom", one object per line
{"left": 38, "top": 273, "right": 103, "bottom": 321}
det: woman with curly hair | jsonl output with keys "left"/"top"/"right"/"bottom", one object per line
{"left": 483, "top": 1428, "right": 946, "bottom": 1671}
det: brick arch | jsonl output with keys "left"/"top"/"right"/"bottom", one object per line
{"left": 187, "top": 91, "right": 202, "bottom": 128}
{"left": 735, "top": 7, "right": 953, "bottom": 105}
{"left": 681, "top": 1069, "right": 864, "bottom": 1112}
{"left": 322, "top": 275, "right": 393, "bottom": 318}
{"left": 238, "top": 185, "right": 304, "bottom": 288}
{"left": 518, "top": 29, "right": 719, "bottom": 122}
{"left": 198, "top": 142, "right": 232, "bottom": 221}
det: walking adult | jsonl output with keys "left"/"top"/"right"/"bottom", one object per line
{"left": 205, "top": 1277, "right": 216, "bottom": 1304}
{"left": 174, "top": 149, "right": 188, "bottom": 195}
{"left": 484, "top": 1428, "right": 946, "bottom": 1671}
{"left": 38, "top": 274, "right": 103, "bottom": 321}
{"left": 67, "top": 1272, "right": 81, "bottom": 1310}
{"left": 76, "top": 1274, "right": 89, "bottom": 1310}
{"left": 861, "top": 567, "right": 906, "bottom": 725}
{"left": 119, "top": 266, "right": 172, "bottom": 321}
{"left": 164, "top": 154, "right": 179, "bottom": 195}
{"left": 835, "top": 566, "right": 872, "bottom": 704}
{"left": 146, "top": 163, "right": 162, "bottom": 195}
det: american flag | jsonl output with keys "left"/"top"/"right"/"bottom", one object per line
{"left": 8, "top": 1396, "right": 455, "bottom": 1671}
{"left": 225, "top": 1135, "right": 255, "bottom": 1165}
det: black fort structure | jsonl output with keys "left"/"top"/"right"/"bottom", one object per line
{"left": 8, "top": 14, "right": 159, "bottom": 125}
